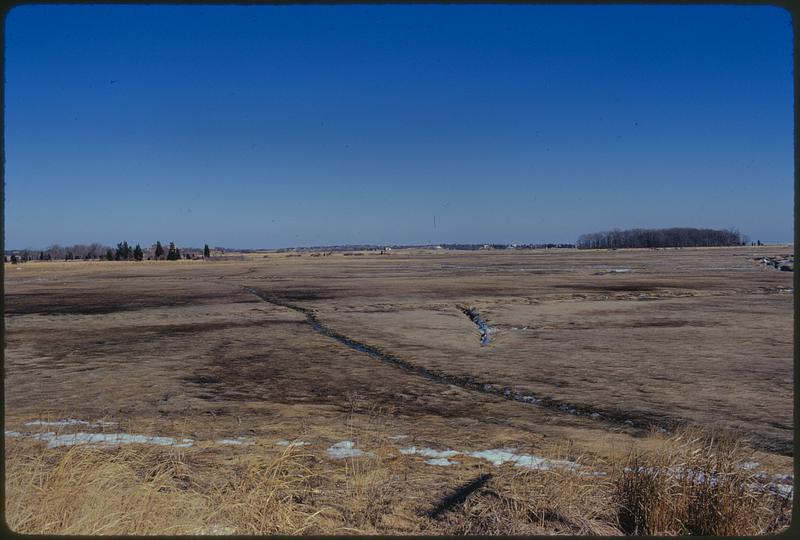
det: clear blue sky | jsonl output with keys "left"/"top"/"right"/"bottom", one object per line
{"left": 4, "top": 4, "right": 794, "bottom": 249}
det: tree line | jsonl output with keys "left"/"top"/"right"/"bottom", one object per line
{"left": 576, "top": 227, "right": 749, "bottom": 250}
{"left": 5, "top": 242, "right": 213, "bottom": 263}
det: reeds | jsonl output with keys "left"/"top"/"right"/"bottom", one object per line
{"left": 612, "top": 427, "right": 792, "bottom": 535}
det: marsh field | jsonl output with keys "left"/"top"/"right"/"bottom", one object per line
{"left": 3, "top": 246, "right": 794, "bottom": 534}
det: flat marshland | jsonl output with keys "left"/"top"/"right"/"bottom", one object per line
{"left": 3, "top": 246, "right": 794, "bottom": 534}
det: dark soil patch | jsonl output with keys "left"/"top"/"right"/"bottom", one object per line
{"left": 183, "top": 375, "right": 222, "bottom": 385}
{"left": 554, "top": 283, "right": 661, "bottom": 292}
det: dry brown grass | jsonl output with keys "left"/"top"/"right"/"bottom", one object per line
{"left": 4, "top": 438, "right": 338, "bottom": 535}
{"left": 4, "top": 425, "right": 792, "bottom": 535}
{"left": 5, "top": 441, "right": 210, "bottom": 534}
{"left": 612, "top": 428, "right": 792, "bottom": 535}
{"left": 434, "top": 467, "right": 621, "bottom": 535}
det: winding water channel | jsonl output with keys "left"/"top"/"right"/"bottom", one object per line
{"left": 242, "top": 286, "right": 649, "bottom": 431}
{"left": 458, "top": 306, "right": 494, "bottom": 345}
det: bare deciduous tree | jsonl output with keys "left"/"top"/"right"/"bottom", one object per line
{"left": 577, "top": 228, "right": 746, "bottom": 249}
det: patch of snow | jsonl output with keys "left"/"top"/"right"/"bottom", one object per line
{"left": 28, "top": 431, "right": 193, "bottom": 449}
{"left": 218, "top": 437, "right": 255, "bottom": 446}
{"left": 466, "top": 448, "right": 578, "bottom": 471}
{"left": 386, "top": 435, "right": 408, "bottom": 440}
{"left": 739, "top": 461, "right": 759, "bottom": 470}
{"left": 466, "top": 448, "right": 519, "bottom": 466}
{"left": 399, "top": 446, "right": 459, "bottom": 459}
{"left": 425, "top": 458, "right": 459, "bottom": 466}
{"left": 768, "top": 483, "right": 794, "bottom": 499}
{"left": 327, "top": 440, "right": 372, "bottom": 459}
{"left": 594, "top": 268, "right": 631, "bottom": 275}
{"left": 25, "top": 419, "right": 116, "bottom": 428}
{"left": 512, "top": 454, "right": 554, "bottom": 469}
{"left": 194, "top": 524, "right": 237, "bottom": 535}
{"left": 276, "top": 439, "right": 309, "bottom": 447}
{"left": 4, "top": 430, "right": 23, "bottom": 438}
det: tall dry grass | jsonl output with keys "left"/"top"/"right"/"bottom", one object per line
{"left": 5, "top": 442, "right": 208, "bottom": 534}
{"left": 4, "top": 425, "right": 792, "bottom": 535}
{"left": 430, "top": 444, "right": 621, "bottom": 536}
{"left": 612, "top": 428, "right": 792, "bottom": 535}
{"left": 4, "top": 440, "right": 323, "bottom": 535}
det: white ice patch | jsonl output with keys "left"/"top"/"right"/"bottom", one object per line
{"left": 218, "top": 437, "right": 255, "bottom": 446}
{"left": 740, "top": 461, "right": 760, "bottom": 470}
{"left": 400, "top": 445, "right": 574, "bottom": 470}
{"left": 763, "top": 482, "right": 795, "bottom": 499}
{"left": 276, "top": 439, "right": 310, "bottom": 447}
{"left": 425, "top": 458, "right": 459, "bottom": 466}
{"left": 326, "top": 440, "right": 373, "bottom": 459}
{"left": 466, "top": 448, "right": 578, "bottom": 471}
{"left": 29, "top": 431, "right": 193, "bottom": 449}
{"left": 399, "top": 446, "right": 459, "bottom": 459}
{"left": 386, "top": 435, "right": 408, "bottom": 440}
{"left": 4, "top": 430, "right": 23, "bottom": 438}
{"left": 25, "top": 419, "right": 116, "bottom": 428}
{"left": 594, "top": 268, "right": 631, "bottom": 275}
{"left": 194, "top": 524, "right": 237, "bottom": 535}
{"left": 466, "top": 448, "right": 519, "bottom": 466}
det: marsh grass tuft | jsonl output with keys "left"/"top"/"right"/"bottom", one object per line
{"left": 613, "top": 427, "right": 791, "bottom": 535}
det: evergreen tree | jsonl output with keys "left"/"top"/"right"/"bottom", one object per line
{"left": 155, "top": 241, "right": 164, "bottom": 260}
{"left": 167, "top": 242, "right": 180, "bottom": 261}
{"left": 204, "top": 244, "right": 211, "bottom": 258}
{"left": 11, "top": 255, "right": 18, "bottom": 264}
{"left": 133, "top": 244, "right": 143, "bottom": 261}
{"left": 106, "top": 249, "right": 114, "bottom": 261}
{"left": 115, "top": 241, "right": 132, "bottom": 260}
{"left": 39, "top": 251, "right": 44, "bottom": 261}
